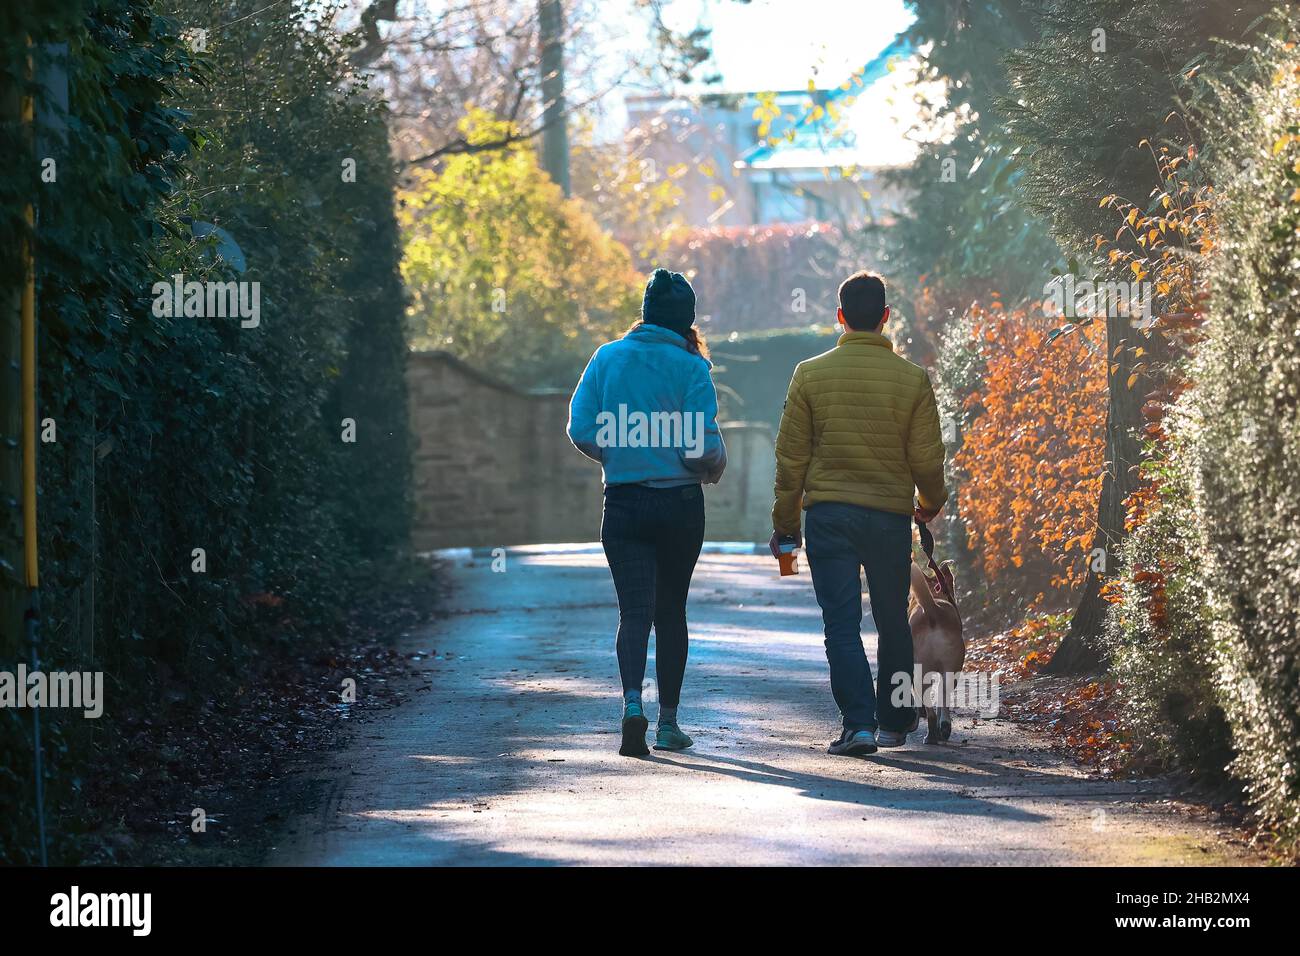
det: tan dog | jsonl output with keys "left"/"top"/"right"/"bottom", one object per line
{"left": 908, "top": 561, "right": 964, "bottom": 744}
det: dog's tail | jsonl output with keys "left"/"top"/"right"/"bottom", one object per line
{"left": 910, "top": 563, "right": 940, "bottom": 626}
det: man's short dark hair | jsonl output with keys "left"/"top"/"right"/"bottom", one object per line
{"left": 838, "top": 271, "right": 887, "bottom": 331}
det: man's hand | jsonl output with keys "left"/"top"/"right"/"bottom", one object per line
{"left": 769, "top": 530, "right": 801, "bottom": 559}
{"left": 914, "top": 503, "right": 941, "bottom": 524}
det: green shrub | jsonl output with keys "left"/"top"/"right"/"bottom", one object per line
{"left": 1184, "top": 29, "right": 1300, "bottom": 848}
{"left": 1103, "top": 439, "right": 1233, "bottom": 778}
{"left": 0, "top": 0, "right": 411, "bottom": 864}
{"left": 2, "top": 0, "right": 209, "bottom": 864}
{"left": 1096, "top": 16, "right": 1300, "bottom": 851}
{"left": 708, "top": 326, "right": 839, "bottom": 428}
{"left": 932, "top": 306, "right": 987, "bottom": 607}
{"left": 400, "top": 111, "right": 640, "bottom": 390}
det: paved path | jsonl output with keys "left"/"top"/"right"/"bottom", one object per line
{"left": 272, "top": 547, "right": 1256, "bottom": 866}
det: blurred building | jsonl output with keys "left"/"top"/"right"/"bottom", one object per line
{"left": 625, "top": 34, "right": 918, "bottom": 229}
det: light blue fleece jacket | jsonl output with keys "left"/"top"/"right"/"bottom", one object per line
{"left": 567, "top": 323, "right": 727, "bottom": 487}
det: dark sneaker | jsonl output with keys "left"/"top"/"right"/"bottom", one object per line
{"left": 874, "top": 728, "right": 908, "bottom": 748}
{"left": 878, "top": 708, "right": 920, "bottom": 748}
{"left": 653, "top": 723, "right": 694, "bottom": 751}
{"left": 619, "top": 702, "right": 649, "bottom": 757}
{"left": 827, "top": 728, "right": 878, "bottom": 756}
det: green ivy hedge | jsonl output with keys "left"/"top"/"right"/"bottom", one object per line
{"left": 1106, "top": 19, "right": 1300, "bottom": 853}
{"left": 1189, "top": 28, "right": 1300, "bottom": 850}
{"left": 709, "top": 326, "right": 839, "bottom": 430}
{"left": 1, "top": 0, "right": 410, "bottom": 864}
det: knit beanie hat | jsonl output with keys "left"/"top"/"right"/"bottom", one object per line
{"left": 641, "top": 268, "right": 696, "bottom": 336}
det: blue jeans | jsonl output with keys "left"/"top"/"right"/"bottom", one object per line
{"left": 804, "top": 502, "right": 915, "bottom": 733}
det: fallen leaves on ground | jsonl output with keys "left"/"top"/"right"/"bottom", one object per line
{"left": 74, "top": 562, "right": 445, "bottom": 865}
{"left": 965, "top": 613, "right": 1130, "bottom": 775}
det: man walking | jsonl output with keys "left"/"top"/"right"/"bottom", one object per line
{"left": 771, "top": 271, "right": 948, "bottom": 755}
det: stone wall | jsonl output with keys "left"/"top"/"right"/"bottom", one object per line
{"left": 407, "top": 351, "right": 776, "bottom": 550}
{"left": 701, "top": 421, "right": 776, "bottom": 542}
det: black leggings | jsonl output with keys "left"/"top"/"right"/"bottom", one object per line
{"left": 600, "top": 483, "right": 706, "bottom": 707}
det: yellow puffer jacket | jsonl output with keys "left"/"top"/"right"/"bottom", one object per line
{"left": 772, "top": 330, "right": 948, "bottom": 535}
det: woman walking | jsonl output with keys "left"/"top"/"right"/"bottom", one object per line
{"left": 567, "top": 269, "right": 727, "bottom": 756}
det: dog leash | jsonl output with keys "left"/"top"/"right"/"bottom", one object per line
{"left": 915, "top": 517, "right": 956, "bottom": 606}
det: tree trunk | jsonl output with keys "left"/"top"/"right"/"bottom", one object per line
{"left": 1046, "top": 308, "right": 1147, "bottom": 675}
{"left": 538, "top": 0, "right": 569, "bottom": 196}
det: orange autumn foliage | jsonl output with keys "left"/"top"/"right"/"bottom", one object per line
{"left": 1097, "top": 137, "right": 1214, "bottom": 621}
{"left": 955, "top": 301, "right": 1106, "bottom": 593}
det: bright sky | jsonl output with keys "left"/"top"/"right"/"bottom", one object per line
{"left": 659, "top": 0, "right": 915, "bottom": 93}
{"left": 594, "top": 0, "right": 924, "bottom": 165}
{"left": 353, "top": 1, "right": 926, "bottom": 160}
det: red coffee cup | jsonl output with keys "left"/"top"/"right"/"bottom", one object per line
{"left": 777, "top": 537, "right": 798, "bottom": 576}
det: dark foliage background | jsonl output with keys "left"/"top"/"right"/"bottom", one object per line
{"left": 710, "top": 327, "right": 839, "bottom": 429}
{"left": 0, "top": 0, "right": 411, "bottom": 864}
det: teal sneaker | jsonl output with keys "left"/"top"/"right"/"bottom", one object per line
{"left": 828, "top": 728, "right": 878, "bottom": 756}
{"left": 653, "top": 723, "right": 694, "bottom": 751}
{"left": 619, "top": 702, "right": 649, "bottom": 757}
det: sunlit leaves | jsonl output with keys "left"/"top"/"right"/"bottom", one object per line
{"left": 955, "top": 300, "right": 1106, "bottom": 593}
{"left": 400, "top": 110, "right": 640, "bottom": 388}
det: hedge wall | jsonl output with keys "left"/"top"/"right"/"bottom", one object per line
{"left": 1105, "top": 18, "right": 1300, "bottom": 851}
{"left": 0, "top": 0, "right": 410, "bottom": 864}
{"left": 708, "top": 326, "right": 839, "bottom": 429}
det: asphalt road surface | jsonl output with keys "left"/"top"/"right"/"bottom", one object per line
{"left": 272, "top": 546, "right": 1257, "bottom": 866}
